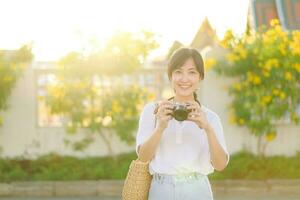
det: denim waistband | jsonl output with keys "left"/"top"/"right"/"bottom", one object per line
{"left": 153, "top": 172, "right": 206, "bottom": 185}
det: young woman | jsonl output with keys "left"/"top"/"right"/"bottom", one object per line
{"left": 136, "top": 47, "right": 229, "bottom": 200}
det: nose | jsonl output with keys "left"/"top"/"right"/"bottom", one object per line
{"left": 180, "top": 73, "right": 190, "bottom": 82}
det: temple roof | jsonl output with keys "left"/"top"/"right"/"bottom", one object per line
{"left": 190, "top": 17, "right": 218, "bottom": 51}
{"left": 249, "top": 0, "right": 300, "bottom": 30}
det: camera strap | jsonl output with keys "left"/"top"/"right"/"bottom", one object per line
{"left": 167, "top": 96, "right": 201, "bottom": 106}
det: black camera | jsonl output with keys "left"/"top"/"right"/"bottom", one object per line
{"left": 171, "top": 102, "right": 192, "bottom": 121}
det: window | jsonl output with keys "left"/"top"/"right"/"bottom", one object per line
{"left": 36, "top": 72, "right": 63, "bottom": 127}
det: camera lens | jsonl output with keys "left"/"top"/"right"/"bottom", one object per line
{"left": 173, "top": 104, "right": 189, "bottom": 121}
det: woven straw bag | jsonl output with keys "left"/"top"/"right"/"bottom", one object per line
{"left": 122, "top": 159, "right": 153, "bottom": 200}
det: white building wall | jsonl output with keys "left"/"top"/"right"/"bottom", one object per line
{"left": 0, "top": 66, "right": 134, "bottom": 158}
{"left": 0, "top": 66, "right": 299, "bottom": 158}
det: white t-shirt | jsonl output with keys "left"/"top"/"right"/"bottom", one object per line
{"left": 135, "top": 101, "right": 230, "bottom": 175}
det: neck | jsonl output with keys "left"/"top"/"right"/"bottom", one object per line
{"left": 173, "top": 94, "right": 195, "bottom": 103}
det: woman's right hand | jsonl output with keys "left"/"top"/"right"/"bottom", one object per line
{"left": 154, "top": 100, "right": 174, "bottom": 131}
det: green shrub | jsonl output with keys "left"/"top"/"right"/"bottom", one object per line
{"left": 0, "top": 151, "right": 300, "bottom": 182}
{"left": 210, "top": 151, "right": 300, "bottom": 180}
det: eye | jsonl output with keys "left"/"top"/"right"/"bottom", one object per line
{"left": 189, "top": 71, "right": 197, "bottom": 74}
{"left": 174, "top": 70, "right": 182, "bottom": 74}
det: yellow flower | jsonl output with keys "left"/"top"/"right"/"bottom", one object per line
{"left": 263, "top": 29, "right": 278, "bottom": 45}
{"left": 52, "top": 88, "right": 65, "bottom": 98}
{"left": 253, "top": 76, "right": 261, "bottom": 85}
{"left": 239, "top": 118, "right": 245, "bottom": 125}
{"left": 235, "top": 45, "right": 247, "bottom": 59}
{"left": 270, "top": 19, "right": 280, "bottom": 27}
{"left": 265, "top": 132, "right": 276, "bottom": 141}
{"left": 246, "top": 72, "right": 261, "bottom": 85}
{"left": 226, "top": 53, "right": 239, "bottom": 63}
{"left": 264, "top": 59, "right": 279, "bottom": 71}
{"left": 279, "top": 43, "right": 286, "bottom": 55}
{"left": 285, "top": 72, "right": 292, "bottom": 81}
{"left": 280, "top": 92, "right": 286, "bottom": 99}
{"left": 124, "top": 109, "right": 133, "bottom": 118}
{"left": 274, "top": 25, "right": 287, "bottom": 39}
{"left": 272, "top": 89, "right": 280, "bottom": 96}
{"left": 262, "top": 34, "right": 274, "bottom": 45}
{"left": 221, "top": 30, "right": 234, "bottom": 48}
{"left": 290, "top": 41, "right": 300, "bottom": 55}
{"left": 233, "top": 83, "right": 242, "bottom": 91}
{"left": 229, "top": 112, "right": 237, "bottom": 124}
{"left": 112, "top": 100, "right": 121, "bottom": 113}
{"left": 245, "top": 35, "right": 255, "bottom": 44}
{"left": 293, "top": 63, "right": 300, "bottom": 73}
{"left": 263, "top": 70, "right": 270, "bottom": 77}
{"left": 204, "top": 58, "right": 217, "bottom": 70}
{"left": 247, "top": 72, "right": 253, "bottom": 80}
{"left": 292, "top": 31, "right": 300, "bottom": 43}
{"left": 262, "top": 95, "right": 272, "bottom": 105}
{"left": 291, "top": 112, "right": 298, "bottom": 122}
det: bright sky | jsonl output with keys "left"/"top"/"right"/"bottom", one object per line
{"left": 0, "top": 0, "right": 249, "bottom": 61}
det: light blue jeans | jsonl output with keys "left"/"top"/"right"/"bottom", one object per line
{"left": 148, "top": 172, "right": 213, "bottom": 200}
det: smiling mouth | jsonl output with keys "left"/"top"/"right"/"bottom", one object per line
{"left": 179, "top": 85, "right": 191, "bottom": 89}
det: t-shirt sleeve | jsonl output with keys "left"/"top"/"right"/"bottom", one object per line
{"left": 209, "top": 115, "right": 230, "bottom": 166}
{"left": 135, "top": 102, "right": 156, "bottom": 156}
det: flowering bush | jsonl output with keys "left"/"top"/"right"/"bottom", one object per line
{"left": 44, "top": 31, "right": 158, "bottom": 158}
{"left": 46, "top": 80, "right": 152, "bottom": 156}
{"left": 0, "top": 45, "right": 33, "bottom": 126}
{"left": 213, "top": 19, "right": 300, "bottom": 155}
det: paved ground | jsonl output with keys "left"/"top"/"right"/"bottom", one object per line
{"left": 1, "top": 179, "right": 300, "bottom": 199}
{"left": 1, "top": 195, "right": 300, "bottom": 200}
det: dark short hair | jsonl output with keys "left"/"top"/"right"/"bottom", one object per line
{"left": 167, "top": 47, "right": 204, "bottom": 80}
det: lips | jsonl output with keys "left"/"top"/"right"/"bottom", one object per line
{"left": 178, "top": 85, "right": 191, "bottom": 89}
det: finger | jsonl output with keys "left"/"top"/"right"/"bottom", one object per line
{"left": 158, "top": 105, "right": 173, "bottom": 113}
{"left": 188, "top": 104, "right": 201, "bottom": 112}
{"left": 186, "top": 100, "right": 198, "bottom": 106}
{"left": 186, "top": 101, "right": 198, "bottom": 107}
{"left": 164, "top": 103, "right": 174, "bottom": 109}
{"left": 158, "top": 107, "right": 173, "bottom": 117}
{"left": 159, "top": 100, "right": 173, "bottom": 106}
{"left": 188, "top": 112, "right": 200, "bottom": 118}
{"left": 187, "top": 115, "right": 196, "bottom": 122}
{"left": 159, "top": 116, "right": 170, "bottom": 122}
{"left": 187, "top": 105, "right": 198, "bottom": 112}
{"left": 167, "top": 115, "right": 173, "bottom": 120}
{"left": 164, "top": 109, "right": 173, "bottom": 116}
{"left": 187, "top": 104, "right": 196, "bottom": 110}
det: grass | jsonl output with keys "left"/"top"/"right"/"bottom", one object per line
{"left": 0, "top": 151, "right": 300, "bottom": 182}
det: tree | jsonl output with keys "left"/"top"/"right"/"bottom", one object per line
{"left": 44, "top": 31, "right": 158, "bottom": 159}
{"left": 0, "top": 45, "right": 33, "bottom": 126}
{"left": 212, "top": 19, "right": 300, "bottom": 156}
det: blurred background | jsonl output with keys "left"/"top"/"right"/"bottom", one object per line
{"left": 0, "top": 0, "right": 299, "bottom": 199}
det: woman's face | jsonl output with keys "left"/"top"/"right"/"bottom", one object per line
{"left": 171, "top": 57, "right": 201, "bottom": 98}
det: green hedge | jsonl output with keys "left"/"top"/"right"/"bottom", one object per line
{"left": 0, "top": 151, "right": 300, "bottom": 182}
{"left": 210, "top": 151, "right": 300, "bottom": 180}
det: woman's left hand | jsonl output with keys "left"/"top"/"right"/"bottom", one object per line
{"left": 186, "top": 101, "right": 210, "bottom": 130}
